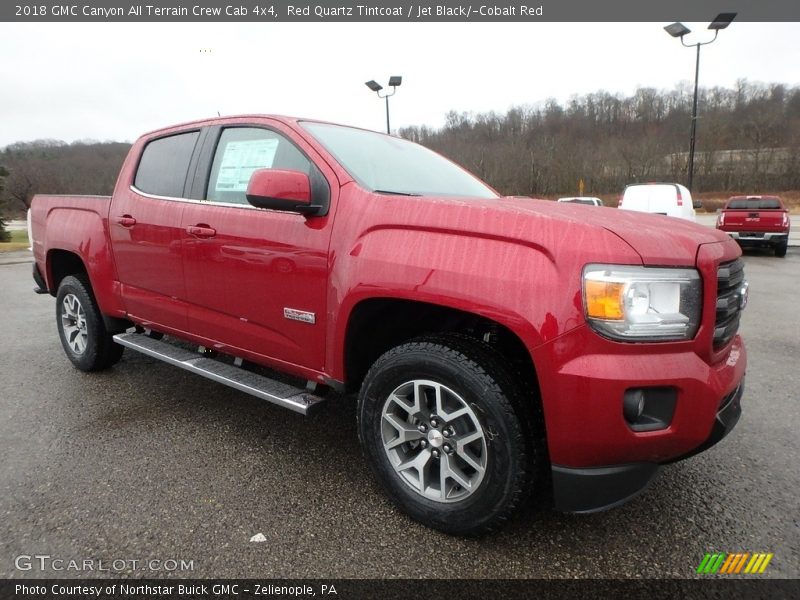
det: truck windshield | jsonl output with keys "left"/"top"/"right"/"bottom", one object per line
{"left": 301, "top": 122, "right": 498, "bottom": 199}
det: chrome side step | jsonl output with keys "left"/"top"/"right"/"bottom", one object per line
{"left": 113, "top": 332, "right": 326, "bottom": 415}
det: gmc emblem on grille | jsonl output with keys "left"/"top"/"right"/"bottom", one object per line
{"left": 738, "top": 281, "right": 749, "bottom": 311}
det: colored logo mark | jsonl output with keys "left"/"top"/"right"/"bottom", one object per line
{"left": 697, "top": 552, "right": 773, "bottom": 574}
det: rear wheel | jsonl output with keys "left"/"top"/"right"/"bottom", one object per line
{"left": 56, "top": 275, "right": 124, "bottom": 371}
{"left": 775, "top": 242, "right": 787, "bottom": 257}
{"left": 357, "top": 335, "right": 538, "bottom": 535}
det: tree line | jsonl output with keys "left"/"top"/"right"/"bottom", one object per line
{"left": 0, "top": 139, "right": 130, "bottom": 215}
{"left": 400, "top": 80, "right": 800, "bottom": 196}
{"left": 0, "top": 166, "right": 10, "bottom": 241}
{"left": 1, "top": 80, "right": 798, "bottom": 227}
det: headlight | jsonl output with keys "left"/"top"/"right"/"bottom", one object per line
{"left": 582, "top": 264, "right": 702, "bottom": 341}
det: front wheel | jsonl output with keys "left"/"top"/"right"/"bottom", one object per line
{"left": 56, "top": 275, "right": 124, "bottom": 371}
{"left": 357, "top": 336, "right": 537, "bottom": 535}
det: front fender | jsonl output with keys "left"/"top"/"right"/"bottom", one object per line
{"left": 327, "top": 226, "right": 577, "bottom": 381}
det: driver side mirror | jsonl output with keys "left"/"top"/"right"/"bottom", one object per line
{"left": 692, "top": 199, "right": 703, "bottom": 209}
{"left": 246, "top": 169, "right": 321, "bottom": 216}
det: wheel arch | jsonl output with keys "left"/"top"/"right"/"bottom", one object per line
{"left": 47, "top": 249, "right": 88, "bottom": 296}
{"left": 341, "top": 297, "right": 542, "bottom": 397}
{"left": 47, "top": 249, "right": 130, "bottom": 333}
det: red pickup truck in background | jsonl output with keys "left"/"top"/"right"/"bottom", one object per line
{"left": 29, "top": 115, "right": 748, "bottom": 535}
{"left": 716, "top": 195, "right": 791, "bottom": 257}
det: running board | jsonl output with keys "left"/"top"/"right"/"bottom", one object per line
{"left": 113, "top": 332, "right": 326, "bottom": 415}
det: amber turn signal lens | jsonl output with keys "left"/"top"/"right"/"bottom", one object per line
{"left": 585, "top": 280, "right": 625, "bottom": 320}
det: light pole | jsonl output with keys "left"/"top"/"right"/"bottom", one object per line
{"left": 665, "top": 13, "right": 736, "bottom": 191}
{"left": 365, "top": 76, "right": 402, "bottom": 134}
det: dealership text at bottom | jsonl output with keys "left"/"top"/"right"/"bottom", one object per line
{"left": 15, "top": 584, "right": 337, "bottom": 597}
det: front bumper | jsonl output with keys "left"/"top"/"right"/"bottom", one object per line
{"left": 533, "top": 314, "right": 746, "bottom": 513}
{"left": 666, "top": 378, "right": 743, "bottom": 463}
{"left": 552, "top": 379, "right": 744, "bottom": 512}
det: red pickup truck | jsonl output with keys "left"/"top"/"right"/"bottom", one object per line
{"left": 716, "top": 195, "right": 791, "bottom": 257}
{"left": 29, "top": 115, "right": 748, "bottom": 535}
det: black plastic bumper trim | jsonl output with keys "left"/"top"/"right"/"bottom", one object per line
{"left": 552, "top": 462, "right": 660, "bottom": 514}
{"left": 32, "top": 262, "right": 48, "bottom": 294}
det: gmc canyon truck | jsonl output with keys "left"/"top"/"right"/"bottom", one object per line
{"left": 716, "top": 195, "right": 790, "bottom": 257}
{"left": 29, "top": 116, "right": 748, "bottom": 535}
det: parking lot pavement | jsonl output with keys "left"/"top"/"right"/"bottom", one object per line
{"left": 0, "top": 249, "right": 33, "bottom": 266}
{"left": 1, "top": 250, "right": 798, "bottom": 579}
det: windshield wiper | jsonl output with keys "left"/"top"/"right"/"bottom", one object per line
{"left": 374, "top": 189, "right": 422, "bottom": 196}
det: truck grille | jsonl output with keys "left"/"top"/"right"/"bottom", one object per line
{"left": 714, "top": 259, "right": 745, "bottom": 350}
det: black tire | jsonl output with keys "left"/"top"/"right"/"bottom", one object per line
{"left": 357, "top": 335, "right": 539, "bottom": 535}
{"left": 55, "top": 274, "right": 124, "bottom": 371}
{"left": 775, "top": 243, "right": 787, "bottom": 258}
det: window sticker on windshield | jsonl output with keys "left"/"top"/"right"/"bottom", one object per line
{"left": 215, "top": 138, "right": 279, "bottom": 192}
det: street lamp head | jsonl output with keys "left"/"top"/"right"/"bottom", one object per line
{"left": 388, "top": 75, "right": 402, "bottom": 87}
{"left": 708, "top": 12, "right": 737, "bottom": 30}
{"left": 365, "top": 80, "right": 383, "bottom": 92}
{"left": 664, "top": 22, "right": 691, "bottom": 38}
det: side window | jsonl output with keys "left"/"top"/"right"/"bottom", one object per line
{"left": 206, "top": 127, "right": 312, "bottom": 205}
{"left": 134, "top": 131, "right": 200, "bottom": 198}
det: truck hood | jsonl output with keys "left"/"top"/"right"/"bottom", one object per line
{"left": 358, "top": 189, "right": 731, "bottom": 267}
{"left": 495, "top": 196, "right": 729, "bottom": 266}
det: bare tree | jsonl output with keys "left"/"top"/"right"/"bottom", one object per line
{"left": 0, "top": 166, "right": 10, "bottom": 242}
{"left": 399, "top": 82, "right": 799, "bottom": 196}
{"left": 0, "top": 141, "right": 130, "bottom": 212}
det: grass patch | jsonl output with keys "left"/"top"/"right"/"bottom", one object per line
{"left": 0, "top": 229, "right": 30, "bottom": 252}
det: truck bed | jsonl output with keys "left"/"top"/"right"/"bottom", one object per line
{"left": 29, "top": 194, "right": 114, "bottom": 297}
{"left": 717, "top": 196, "right": 788, "bottom": 234}
{"left": 30, "top": 195, "right": 111, "bottom": 252}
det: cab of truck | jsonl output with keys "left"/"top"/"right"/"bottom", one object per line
{"left": 619, "top": 182, "right": 697, "bottom": 222}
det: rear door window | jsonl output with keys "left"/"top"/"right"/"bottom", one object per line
{"left": 134, "top": 131, "right": 200, "bottom": 198}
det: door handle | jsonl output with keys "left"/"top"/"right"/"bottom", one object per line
{"left": 117, "top": 215, "right": 137, "bottom": 227}
{"left": 186, "top": 225, "right": 217, "bottom": 239}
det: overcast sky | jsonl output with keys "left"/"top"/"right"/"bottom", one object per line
{"left": 0, "top": 21, "right": 797, "bottom": 147}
